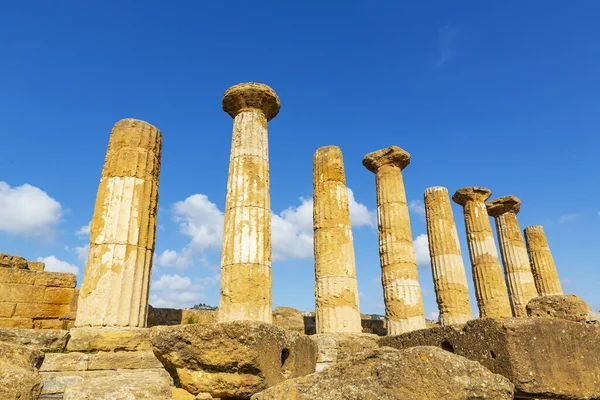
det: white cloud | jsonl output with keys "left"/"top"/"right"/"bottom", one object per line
{"left": 0, "top": 181, "right": 62, "bottom": 238}
{"left": 409, "top": 200, "right": 426, "bottom": 216}
{"left": 414, "top": 234, "right": 431, "bottom": 269}
{"left": 76, "top": 222, "right": 90, "bottom": 237}
{"left": 348, "top": 188, "right": 376, "bottom": 227}
{"left": 558, "top": 214, "right": 580, "bottom": 224}
{"left": 73, "top": 244, "right": 90, "bottom": 264}
{"left": 149, "top": 273, "right": 220, "bottom": 308}
{"left": 37, "top": 256, "right": 79, "bottom": 275}
{"left": 436, "top": 24, "right": 458, "bottom": 66}
{"left": 428, "top": 311, "right": 439, "bottom": 321}
{"left": 272, "top": 198, "right": 314, "bottom": 261}
{"left": 174, "top": 194, "right": 224, "bottom": 253}
{"left": 155, "top": 249, "right": 192, "bottom": 268}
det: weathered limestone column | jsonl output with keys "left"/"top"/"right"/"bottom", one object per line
{"left": 486, "top": 196, "right": 538, "bottom": 317}
{"left": 363, "top": 146, "right": 426, "bottom": 334}
{"left": 424, "top": 186, "right": 472, "bottom": 325}
{"left": 218, "top": 83, "right": 280, "bottom": 323}
{"left": 313, "top": 146, "right": 362, "bottom": 333}
{"left": 75, "top": 118, "right": 161, "bottom": 327}
{"left": 524, "top": 225, "right": 563, "bottom": 296}
{"left": 452, "top": 187, "right": 512, "bottom": 318}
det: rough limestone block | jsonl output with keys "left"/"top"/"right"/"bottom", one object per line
{"left": 28, "top": 261, "right": 45, "bottom": 271}
{"left": 0, "top": 316, "right": 34, "bottom": 328}
{"left": 33, "top": 319, "right": 67, "bottom": 329}
{"left": 310, "top": 333, "right": 380, "bottom": 371}
{"left": 43, "top": 287, "right": 76, "bottom": 305}
{"left": 526, "top": 294, "right": 592, "bottom": 323}
{"left": 379, "top": 317, "right": 600, "bottom": 399}
{"left": 0, "top": 302, "right": 15, "bottom": 318}
{"left": 67, "top": 327, "right": 152, "bottom": 352}
{"left": 0, "top": 341, "right": 44, "bottom": 400}
{"left": 0, "top": 327, "right": 69, "bottom": 351}
{"left": 172, "top": 388, "right": 196, "bottom": 400}
{"left": 0, "top": 283, "right": 45, "bottom": 302}
{"left": 0, "top": 253, "right": 29, "bottom": 269}
{"left": 0, "top": 267, "right": 37, "bottom": 284}
{"left": 35, "top": 271, "right": 77, "bottom": 288}
{"left": 62, "top": 370, "right": 171, "bottom": 400}
{"left": 14, "top": 303, "right": 62, "bottom": 319}
{"left": 251, "top": 347, "right": 514, "bottom": 400}
{"left": 272, "top": 307, "right": 306, "bottom": 334}
{"left": 150, "top": 321, "right": 316, "bottom": 399}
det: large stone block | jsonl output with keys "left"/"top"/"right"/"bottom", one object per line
{"left": 379, "top": 317, "right": 600, "bottom": 399}
{"left": 61, "top": 370, "right": 171, "bottom": 399}
{"left": 67, "top": 327, "right": 152, "bottom": 352}
{"left": 0, "top": 267, "right": 37, "bottom": 284}
{"left": 0, "top": 283, "right": 45, "bottom": 302}
{"left": 310, "top": 333, "right": 379, "bottom": 371}
{"left": 14, "top": 302, "right": 62, "bottom": 319}
{"left": 35, "top": 271, "right": 77, "bottom": 288}
{"left": 28, "top": 261, "right": 45, "bottom": 271}
{"left": 0, "top": 316, "right": 33, "bottom": 328}
{"left": 151, "top": 321, "right": 317, "bottom": 399}
{"left": 251, "top": 346, "right": 514, "bottom": 400}
{"left": 526, "top": 294, "right": 592, "bottom": 323}
{"left": 0, "top": 253, "right": 28, "bottom": 269}
{"left": 0, "top": 341, "right": 44, "bottom": 400}
{"left": 0, "top": 327, "right": 69, "bottom": 351}
{"left": 43, "top": 287, "right": 76, "bottom": 305}
{"left": 272, "top": 306, "right": 306, "bottom": 334}
{"left": 40, "top": 350, "right": 162, "bottom": 372}
{"left": 0, "top": 302, "right": 15, "bottom": 318}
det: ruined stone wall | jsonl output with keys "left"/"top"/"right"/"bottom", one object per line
{"left": 146, "top": 307, "right": 217, "bottom": 327}
{"left": 0, "top": 254, "right": 77, "bottom": 329}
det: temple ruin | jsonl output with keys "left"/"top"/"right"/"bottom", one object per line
{"left": 1, "top": 82, "right": 598, "bottom": 400}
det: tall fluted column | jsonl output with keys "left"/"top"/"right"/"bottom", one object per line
{"left": 424, "top": 186, "right": 472, "bottom": 325}
{"left": 452, "top": 187, "right": 512, "bottom": 318}
{"left": 313, "top": 146, "right": 362, "bottom": 333}
{"left": 75, "top": 118, "right": 161, "bottom": 327}
{"left": 218, "top": 83, "right": 279, "bottom": 323}
{"left": 524, "top": 225, "right": 563, "bottom": 296}
{"left": 487, "top": 196, "right": 538, "bottom": 317}
{"left": 363, "top": 146, "right": 426, "bottom": 334}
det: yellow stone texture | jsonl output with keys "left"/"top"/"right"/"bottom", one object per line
{"left": 75, "top": 118, "right": 162, "bottom": 327}
{"left": 313, "top": 146, "right": 361, "bottom": 333}
{"left": 363, "top": 146, "right": 425, "bottom": 334}
{"left": 452, "top": 187, "right": 512, "bottom": 318}
{"left": 487, "top": 196, "right": 538, "bottom": 317}
{"left": 424, "top": 186, "right": 472, "bottom": 325}
{"left": 0, "top": 317, "right": 33, "bottom": 328}
{"left": 524, "top": 225, "right": 563, "bottom": 296}
{"left": 218, "top": 83, "right": 279, "bottom": 324}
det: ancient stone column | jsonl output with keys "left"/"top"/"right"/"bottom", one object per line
{"left": 424, "top": 186, "right": 472, "bottom": 325}
{"left": 75, "top": 118, "right": 161, "bottom": 327}
{"left": 218, "top": 83, "right": 280, "bottom": 323}
{"left": 486, "top": 196, "right": 539, "bottom": 317}
{"left": 313, "top": 146, "right": 362, "bottom": 333}
{"left": 524, "top": 225, "right": 563, "bottom": 296}
{"left": 452, "top": 187, "right": 512, "bottom": 318}
{"left": 363, "top": 146, "right": 426, "bottom": 334}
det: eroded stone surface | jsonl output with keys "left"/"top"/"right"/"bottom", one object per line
{"left": 0, "top": 341, "right": 44, "bottom": 400}
{"left": 310, "top": 333, "right": 379, "bottom": 371}
{"left": 251, "top": 346, "right": 514, "bottom": 400}
{"left": 452, "top": 187, "right": 512, "bottom": 318}
{"left": 487, "top": 196, "right": 538, "bottom": 317}
{"left": 76, "top": 118, "right": 162, "bottom": 327}
{"left": 62, "top": 370, "right": 171, "bottom": 400}
{"left": 380, "top": 317, "right": 600, "bottom": 399}
{"left": 424, "top": 186, "right": 472, "bottom": 325}
{"left": 219, "top": 83, "right": 278, "bottom": 324}
{"left": 151, "top": 321, "right": 316, "bottom": 399}
{"left": 313, "top": 146, "right": 362, "bottom": 334}
{"left": 363, "top": 146, "right": 426, "bottom": 335}
{"left": 526, "top": 294, "right": 592, "bottom": 323}
{"left": 0, "top": 327, "right": 69, "bottom": 351}
{"left": 524, "top": 225, "right": 563, "bottom": 296}
{"left": 67, "top": 327, "right": 152, "bottom": 352}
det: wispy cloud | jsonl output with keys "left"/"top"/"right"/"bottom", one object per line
{"left": 436, "top": 24, "right": 459, "bottom": 66}
{"left": 409, "top": 200, "right": 425, "bottom": 216}
{"left": 558, "top": 214, "right": 580, "bottom": 224}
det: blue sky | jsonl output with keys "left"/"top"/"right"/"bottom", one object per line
{"left": 1, "top": 1, "right": 599, "bottom": 318}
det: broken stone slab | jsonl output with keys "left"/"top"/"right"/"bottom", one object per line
{"left": 62, "top": 370, "right": 171, "bottom": 400}
{"left": 150, "top": 320, "right": 317, "bottom": 399}
{"left": 379, "top": 317, "right": 600, "bottom": 399}
{"left": 310, "top": 333, "right": 379, "bottom": 371}
{"left": 0, "top": 252, "right": 29, "bottom": 269}
{"left": 526, "top": 294, "right": 592, "bottom": 323}
{"left": 272, "top": 306, "right": 306, "bottom": 334}
{"left": 40, "top": 368, "right": 172, "bottom": 395}
{"left": 172, "top": 387, "right": 196, "bottom": 399}
{"left": 66, "top": 327, "right": 152, "bottom": 352}
{"left": 251, "top": 346, "right": 514, "bottom": 400}
{"left": 40, "top": 350, "right": 162, "bottom": 372}
{"left": 0, "top": 341, "right": 45, "bottom": 400}
{"left": 0, "top": 327, "right": 69, "bottom": 352}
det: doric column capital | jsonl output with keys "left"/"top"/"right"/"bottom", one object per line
{"left": 222, "top": 82, "right": 280, "bottom": 121}
{"left": 486, "top": 195, "right": 521, "bottom": 217}
{"left": 362, "top": 146, "right": 410, "bottom": 173}
{"left": 452, "top": 186, "right": 492, "bottom": 206}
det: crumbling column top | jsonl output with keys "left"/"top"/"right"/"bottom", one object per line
{"left": 452, "top": 187, "right": 492, "bottom": 206}
{"left": 524, "top": 225, "right": 544, "bottom": 233}
{"left": 222, "top": 82, "right": 280, "bottom": 121}
{"left": 362, "top": 146, "right": 411, "bottom": 173}
{"left": 486, "top": 195, "right": 521, "bottom": 217}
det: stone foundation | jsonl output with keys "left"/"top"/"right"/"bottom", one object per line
{"left": 0, "top": 254, "right": 77, "bottom": 330}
